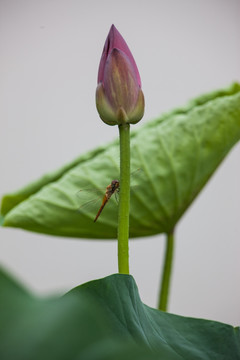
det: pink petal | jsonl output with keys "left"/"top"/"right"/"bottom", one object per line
{"left": 103, "top": 49, "right": 139, "bottom": 113}
{"left": 97, "top": 25, "right": 141, "bottom": 87}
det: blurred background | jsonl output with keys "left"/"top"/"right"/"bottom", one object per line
{"left": 0, "top": 0, "right": 240, "bottom": 326}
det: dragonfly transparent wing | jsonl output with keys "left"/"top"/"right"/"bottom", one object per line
{"left": 76, "top": 188, "right": 105, "bottom": 212}
{"left": 76, "top": 168, "right": 143, "bottom": 215}
{"left": 76, "top": 187, "right": 118, "bottom": 214}
{"left": 130, "top": 168, "right": 143, "bottom": 180}
{"left": 130, "top": 168, "right": 143, "bottom": 192}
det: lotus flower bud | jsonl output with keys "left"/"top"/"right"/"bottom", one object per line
{"left": 96, "top": 25, "right": 144, "bottom": 126}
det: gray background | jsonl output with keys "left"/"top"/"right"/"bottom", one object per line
{"left": 0, "top": 0, "right": 240, "bottom": 325}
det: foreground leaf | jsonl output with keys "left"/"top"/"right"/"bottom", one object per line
{"left": 1, "top": 83, "right": 240, "bottom": 238}
{"left": 0, "top": 268, "right": 163, "bottom": 360}
{"left": 71, "top": 274, "right": 240, "bottom": 360}
{"left": 0, "top": 268, "right": 239, "bottom": 360}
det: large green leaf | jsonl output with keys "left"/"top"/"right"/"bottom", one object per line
{"left": 0, "top": 268, "right": 239, "bottom": 359}
{"left": 0, "top": 268, "right": 162, "bottom": 360}
{"left": 1, "top": 83, "right": 240, "bottom": 238}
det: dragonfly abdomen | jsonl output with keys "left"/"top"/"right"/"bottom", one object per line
{"left": 93, "top": 181, "right": 119, "bottom": 222}
{"left": 93, "top": 195, "right": 109, "bottom": 222}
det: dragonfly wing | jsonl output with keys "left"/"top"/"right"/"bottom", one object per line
{"left": 77, "top": 197, "right": 102, "bottom": 212}
{"left": 77, "top": 191, "right": 117, "bottom": 214}
{"left": 76, "top": 187, "right": 105, "bottom": 211}
{"left": 77, "top": 188, "right": 105, "bottom": 199}
{"left": 114, "top": 191, "right": 119, "bottom": 204}
{"left": 76, "top": 171, "right": 143, "bottom": 216}
{"left": 130, "top": 168, "right": 143, "bottom": 184}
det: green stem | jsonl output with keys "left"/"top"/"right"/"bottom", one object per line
{"left": 118, "top": 123, "right": 130, "bottom": 274}
{"left": 158, "top": 230, "right": 175, "bottom": 311}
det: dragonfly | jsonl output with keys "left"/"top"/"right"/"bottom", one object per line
{"left": 77, "top": 169, "right": 142, "bottom": 222}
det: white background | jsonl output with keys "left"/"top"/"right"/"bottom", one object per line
{"left": 0, "top": 0, "right": 240, "bottom": 326}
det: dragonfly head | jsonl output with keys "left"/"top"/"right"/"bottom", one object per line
{"left": 111, "top": 180, "right": 120, "bottom": 191}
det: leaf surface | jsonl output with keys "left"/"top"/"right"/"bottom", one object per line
{"left": 0, "top": 268, "right": 239, "bottom": 360}
{"left": 1, "top": 83, "right": 240, "bottom": 238}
